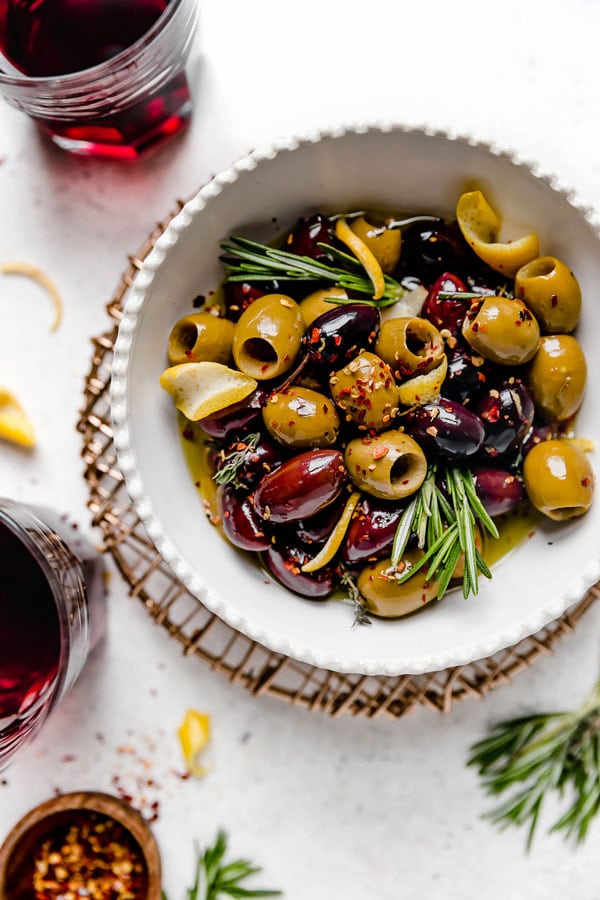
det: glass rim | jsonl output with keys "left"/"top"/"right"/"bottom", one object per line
{"left": 0, "top": 0, "right": 189, "bottom": 88}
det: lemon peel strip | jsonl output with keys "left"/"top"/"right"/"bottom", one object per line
{"left": 160, "top": 361, "right": 257, "bottom": 421}
{"left": 301, "top": 491, "right": 361, "bottom": 573}
{"left": 397, "top": 354, "right": 448, "bottom": 406}
{"left": 335, "top": 218, "right": 386, "bottom": 300}
{"left": 178, "top": 708, "right": 211, "bottom": 778}
{"left": 0, "top": 387, "right": 36, "bottom": 448}
{"left": 456, "top": 191, "right": 540, "bottom": 277}
{"left": 1, "top": 261, "right": 63, "bottom": 331}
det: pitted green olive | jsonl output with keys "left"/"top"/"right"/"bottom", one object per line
{"left": 523, "top": 439, "right": 594, "bottom": 521}
{"left": 462, "top": 296, "right": 540, "bottom": 365}
{"left": 299, "top": 287, "right": 348, "bottom": 327}
{"left": 344, "top": 430, "right": 427, "bottom": 500}
{"left": 515, "top": 256, "right": 581, "bottom": 333}
{"left": 262, "top": 387, "right": 340, "bottom": 449}
{"left": 357, "top": 550, "right": 438, "bottom": 617}
{"left": 330, "top": 351, "right": 400, "bottom": 431}
{"left": 232, "top": 294, "right": 303, "bottom": 380}
{"left": 375, "top": 317, "right": 445, "bottom": 378}
{"left": 168, "top": 313, "right": 235, "bottom": 365}
{"left": 527, "top": 335, "right": 587, "bottom": 422}
{"left": 349, "top": 216, "right": 402, "bottom": 273}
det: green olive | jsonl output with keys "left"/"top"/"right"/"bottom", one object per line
{"left": 375, "top": 317, "right": 445, "bottom": 377}
{"left": 232, "top": 294, "right": 303, "bottom": 380}
{"left": 262, "top": 387, "right": 340, "bottom": 449}
{"left": 462, "top": 296, "right": 540, "bottom": 365}
{"left": 515, "top": 256, "right": 581, "bottom": 333}
{"left": 330, "top": 351, "right": 400, "bottom": 431}
{"left": 299, "top": 287, "right": 348, "bottom": 327}
{"left": 523, "top": 439, "right": 594, "bottom": 521}
{"left": 167, "top": 313, "right": 235, "bottom": 365}
{"left": 357, "top": 550, "right": 438, "bottom": 618}
{"left": 527, "top": 335, "right": 587, "bottom": 422}
{"left": 349, "top": 216, "right": 402, "bottom": 273}
{"left": 344, "top": 430, "right": 427, "bottom": 500}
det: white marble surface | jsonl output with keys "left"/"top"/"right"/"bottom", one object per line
{"left": 1, "top": 1, "right": 600, "bottom": 896}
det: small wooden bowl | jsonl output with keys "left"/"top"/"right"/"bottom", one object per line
{"left": 0, "top": 791, "right": 162, "bottom": 899}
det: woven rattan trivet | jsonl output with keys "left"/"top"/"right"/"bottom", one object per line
{"left": 78, "top": 201, "right": 599, "bottom": 719}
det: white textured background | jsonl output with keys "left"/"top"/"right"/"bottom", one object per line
{"left": 1, "top": 1, "right": 599, "bottom": 897}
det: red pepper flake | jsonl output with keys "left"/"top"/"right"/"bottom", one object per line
{"left": 334, "top": 335, "right": 342, "bottom": 346}
{"left": 581, "top": 476, "right": 592, "bottom": 487}
{"left": 310, "top": 327, "right": 320, "bottom": 344}
{"left": 372, "top": 445, "right": 389, "bottom": 460}
{"left": 551, "top": 293, "right": 558, "bottom": 307}
{"left": 185, "top": 349, "right": 194, "bottom": 360}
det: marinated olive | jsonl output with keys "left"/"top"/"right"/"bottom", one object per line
{"left": 475, "top": 380, "right": 535, "bottom": 458}
{"left": 357, "top": 550, "right": 438, "bottom": 618}
{"left": 344, "top": 431, "right": 427, "bottom": 500}
{"left": 285, "top": 213, "right": 334, "bottom": 261}
{"left": 262, "top": 386, "right": 340, "bottom": 449}
{"left": 299, "top": 287, "right": 348, "bottom": 327}
{"left": 232, "top": 294, "right": 303, "bottom": 380}
{"left": 295, "top": 503, "right": 342, "bottom": 544}
{"left": 222, "top": 281, "right": 277, "bottom": 322}
{"left": 472, "top": 468, "right": 524, "bottom": 516}
{"left": 349, "top": 216, "right": 402, "bottom": 273}
{"left": 403, "top": 399, "right": 485, "bottom": 458}
{"left": 218, "top": 486, "right": 271, "bottom": 551}
{"left": 399, "top": 218, "right": 477, "bottom": 284}
{"left": 521, "top": 422, "right": 554, "bottom": 458}
{"left": 252, "top": 449, "right": 346, "bottom": 523}
{"left": 341, "top": 497, "right": 403, "bottom": 565}
{"left": 303, "top": 303, "right": 380, "bottom": 371}
{"left": 199, "top": 386, "right": 270, "bottom": 440}
{"left": 462, "top": 296, "right": 540, "bottom": 365}
{"left": 330, "top": 351, "right": 400, "bottom": 431}
{"left": 167, "top": 313, "right": 235, "bottom": 366}
{"left": 523, "top": 440, "right": 594, "bottom": 521}
{"left": 526, "top": 335, "right": 587, "bottom": 422}
{"left": 263, "top": 541, "right": 339, "bottom": 599}
{"left": 421, "top": 272, "right": 471, "bottom": 336}
{"left": 515, "top": 256, "right": 581, "bottom": 333}
{"left": 375, "top": 317, "right": 445, "bottom": 378}
{"left": 443, "top": 345, "right": 493, "bottom": 406}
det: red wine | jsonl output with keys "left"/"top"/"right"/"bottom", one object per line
{"left": 0, "top": 520, "right": 61, "bottom": 723}
{"left": 0, "top": 0, "right": 193, "bottom": 160}
{"left": 0, "top": 0, "right": 170, "bottom": 77}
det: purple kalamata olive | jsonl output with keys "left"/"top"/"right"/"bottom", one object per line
{"left": 421, "top": 272, "right": 472, "bottom": 336}
{"left": 303, "top": 303, "right": 380, "bottom": 371}
{"left": 521, "top": 422, "right": 554, "bottom": 459}
{"left": 443, "top": 345, "right": 494, "bottom": 406}
{"left": 198, "top": 387, "right": 270, "bottom": 440}
{"left": 215, "top": 433, "right": 284, "bottom": 490}
{"left": 400, "top": 219, "right": 479, "bottom": 284}
{"left": 219, "top": 487, "right": 271, "bottom": 552}
{"left": 341, "top": 497, "right": 403, "bottom": 565}
{"left": 295, "top": 502, "right": 342, "bottom": 545}
{"left": 252, "top": 449, "right": 346, "bottom": 524}
{"left": 476, "top": 380, "right": 535, "bottom": 459}
{"left": 285, "top": 214, "right": 334, "bottom": 261}
{"left": 472, "top": 468, "right": 524, "bottom": 517}
{"left": 403, "top": 398, "right": 485, "bottom": 458}
{"left": 222, "top": 281, "right": 279, "bottom": 322}
{"left": 262, "top": 542, "right": 339, "bottom": 599}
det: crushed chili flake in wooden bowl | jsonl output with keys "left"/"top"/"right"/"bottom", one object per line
{"left": 0, "top": 792, "right": 161, "bottom": 899}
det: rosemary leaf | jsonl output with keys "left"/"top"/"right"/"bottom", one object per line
{"left": 213, "top": 433, "right": 261, "bottom": 489}
{"left": 391, "top": 496, "right": 418, "bottom": 566}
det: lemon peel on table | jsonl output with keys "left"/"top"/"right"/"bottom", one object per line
{"left": 456, "top": 190, "right": 540, "bottom": 277}
{"left": 301, "top": 491, "right": 361, "bottom": 573}
{"left": 178, "top": 709, "right": 211, "bottom": 777}
{"left": 0, "top": 387, "right": 35, "bottom": 448}
{"left": 1, "top": 261, "right": 63, "bottom": 331}
{"left": 335, "top": 217, "right": 386, "bottom": 299}
{"left": 160, "top": 361, "right": 257, "bottom": 421}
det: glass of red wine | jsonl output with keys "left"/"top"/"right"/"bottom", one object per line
{"left": 0, "top": 0, "right": 199, "bottom": 160}
{"left": 0, "top": 499, "right": 106, "bottom": 770}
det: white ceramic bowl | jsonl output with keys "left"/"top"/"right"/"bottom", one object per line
{"left": 111, "top": 123, "right": 600, "bottom": 675}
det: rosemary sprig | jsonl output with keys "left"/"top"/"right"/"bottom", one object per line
{"left": 212, "top": 433, "right": 260, "bottom": 489}
{"left": 391, "top": 465, "right": 498, "bottom": 601}
{"left": 340, "top": 570, "right": 372, "bottom": 627}
{"left": 220, "top": 236, "right": 407, "bottom": 307}
{"left": 163, "top": 830, "right": 282, "bottom": 900}
{"left": 468, "top": 675, "right": 600, "bottom": 848}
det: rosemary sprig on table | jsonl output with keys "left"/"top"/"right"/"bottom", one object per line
{"left": 163, "top": 830, "right": 282, "bottom": 900}
{"left": 391, "top": 465, "right": 498, "bottom": 601}
{"left": 468, "top": 675, "right": 600, "bottom": 848}
{"left": 220, "top": 236, "right": 407, "bottom": 307}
